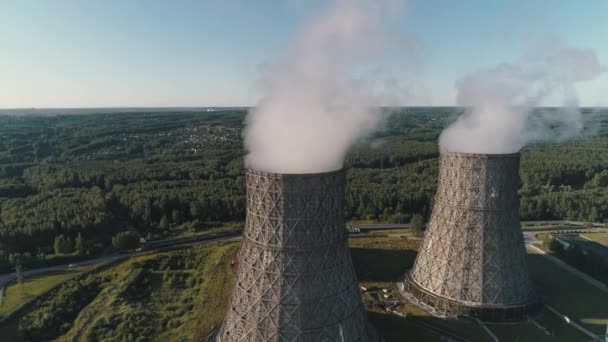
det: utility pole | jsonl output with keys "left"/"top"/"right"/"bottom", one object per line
{"left": 15, "top": 260, "right": 25, "bottom": 299}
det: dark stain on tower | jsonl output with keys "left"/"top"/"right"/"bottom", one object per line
{"left": 403, "top": 152, "right": 541, "bottom": 321}
{"left": 216, "top": 169, "right": 380, "bottom": 341}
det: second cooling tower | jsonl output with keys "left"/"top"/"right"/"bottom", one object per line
{"left": 404, "top": 152, "right": 540, "bottom": 321}
{"left": 216, "top": 169, "right": 379, "bottom": 341}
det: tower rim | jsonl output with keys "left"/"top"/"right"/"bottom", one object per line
{"left": 440, "top": 151, "right": 520, "bottom": 159}
{"left": 403, "top": 271, "right": 541, "bottom": 322}
{"left": 246, "top": 168, "right": 344, "bottom": 177}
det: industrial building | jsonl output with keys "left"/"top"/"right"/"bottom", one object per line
{"left": 215, "top": 169, "right": 379, "bottom": 341}
{"left": 403, "top": 152, "right": 541, "bottom": 321}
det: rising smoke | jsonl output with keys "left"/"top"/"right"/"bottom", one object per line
{"left": 244, "top": 0, "right": 403, "bottom": 173}
{"left": 439, "top": 43, "right": 605, "bottom": 154}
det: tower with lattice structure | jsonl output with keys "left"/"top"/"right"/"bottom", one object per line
{"left": 403, "top": 152, "right": 541, "bottom": 321}
{"left": 215, "top": 169, "right": 380, "bottom": 342}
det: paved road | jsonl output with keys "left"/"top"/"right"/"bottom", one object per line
{"left": 521, "top": 220, "right": 605, "bottom": 227}
{"left": 1, "top": 221, "right": 604, "bottom": 288}
{"left": 523, "top": 227, "right": 608, "bottom": 246}
{"left": 351, "top": 221, "right": 606, "bottom": 232}
{"left": 0, "top": 232, "right": 241, "bottom": 288}
{"left": 349, "top": 223, "right": 409, "bottom": 230}
{"left": 0, "top": 255, "right": 126, "bottom": 288}
{"left": 350, "top": 222, "right": 607, "bottom": 246}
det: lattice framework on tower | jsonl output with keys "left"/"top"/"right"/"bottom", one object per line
{"left": 404, "top": 152, "right": 540, "bottom": 321}
{"left": 216, "top": 169, "right": 380, "bottom": 342}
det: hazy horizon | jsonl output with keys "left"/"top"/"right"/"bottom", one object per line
{"left": 1, "top": 105, "right": 606, "bottom": 114}
{"left": 1, "top": 0, "right": 607, "bottom": 108}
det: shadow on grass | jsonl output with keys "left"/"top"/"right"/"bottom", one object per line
{"left": 351, "top": 248, "right": 417, "bottom": 282}
{"left": 368, "top": 311, "right": 483, "bottom": 342}
{"left": 368, "top": 311, "right": 425, "bottom": 341}
{"left": 0, "top": 316, "right": 21, "bottom": 342}
{"left": 527, "top": 253, "right": 608, "bottom": 337}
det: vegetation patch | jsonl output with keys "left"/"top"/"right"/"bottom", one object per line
{"left": 582, "top": 232, "right": 608, "bottom": 246}
{"left": 4, "top": 109, "right": 608, "bottom": 274}
{"left": 1, "top": 232, "right": 606, "bottom": 341}
{"left": 58, "top": 242, "right": 238, "bottom": 342}
{"left": 18, "top": 274, "right": 108, "bottom": 341}
{"left": 0, "top": 266, "right": 90, "bottom": 317}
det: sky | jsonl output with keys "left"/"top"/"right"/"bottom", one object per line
{"left": 0, "top": 0, "right": 606, "bottom": 108}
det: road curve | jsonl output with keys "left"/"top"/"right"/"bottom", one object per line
{"left": 0, "top": 231, "right": 241, "bottom": 288}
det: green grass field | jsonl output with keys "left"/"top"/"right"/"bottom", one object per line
{"left": 0, "top": 266, "right": 90, "bottom": 317}
{"left": 59, "top": 241, "right": 237, "bottom": 342}
{"left": 2, "top": 234, "right": 606, "bottom": 341}
{"left": 581, "top": 232, "right": 608, "bottom": 247}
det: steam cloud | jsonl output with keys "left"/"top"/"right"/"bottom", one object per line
{"left": 439, "top": 43, "right": 605, "bottom": 154}
{"left": 244, "top": 0, "right": 400, "bottom": 173}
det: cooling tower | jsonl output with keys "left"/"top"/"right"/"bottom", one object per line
{"left": 403, "top": 152, "right": 540, "bottom": 321}
{"left": 216, "top": 169, "right": 380, "bottom": 342}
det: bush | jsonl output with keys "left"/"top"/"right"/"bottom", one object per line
{"left": 112, "top": 231, "right": 140, "bottom": 250}
{"left": 19, "top": 275, "right": 105, "bottom": 341}
{"left": 54, "top": 234, "right": 74, "bottom": 254}
{"left": 410, "top": 214, "right": 425, "bottom": 237}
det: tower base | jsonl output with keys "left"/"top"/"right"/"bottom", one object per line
{"left": 403, "top": 271, "right": 541, "bottom": 322}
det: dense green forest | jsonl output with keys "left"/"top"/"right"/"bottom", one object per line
{"left": 1, "top": 108, "right": 607, "bottom": 271}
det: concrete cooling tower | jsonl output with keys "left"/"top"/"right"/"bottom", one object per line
{"left": 403, "top": 152, "right": 541, "bottom": 321}
{"left": 216, "top": 169, "right": 380, "bottom": 342}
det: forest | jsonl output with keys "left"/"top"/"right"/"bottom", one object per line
{"left": 1, "top": 108, "right": 607, "bottom": 271}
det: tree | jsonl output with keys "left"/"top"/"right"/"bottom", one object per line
{"left": 172, "top": 209, "right": 182, "bottom": 224}
{"left": 410, "top": 214, "right": 425, "bottom": 237}
{"left": 54, "top": 235, "right": 65, "bottom": 255}
{"left": 53, "top": 235, "right": 76, "bottom": 254}
{"left": 65, "top": 237, "right": 74, "bottom": 254}
{"left": 15, "top": 259, "right": 25, "bottom": 299}
{"left": 112, "top": 232, "right": 139, "bottom": 250}
{"left": 189, "top": 203, "right": 201, "bottom": 220}
{"left": 159, "top": 215, "right": 169, "bottom": 230}
{"left": 75, "top": 233, "right": 85, "bottom": 255}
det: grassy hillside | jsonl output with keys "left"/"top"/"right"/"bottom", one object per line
{"left": 0, "top": 266, "right": 90, "bottom": 317}
{"left": 60, "top": 242, "right": 237, "bottom": 342}
{"left": 3, "top": 232, "right": 604, "bottom": 341}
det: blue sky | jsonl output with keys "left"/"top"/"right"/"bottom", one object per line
{"left": 0, "top": 0, "right": 606, "bottom": 108}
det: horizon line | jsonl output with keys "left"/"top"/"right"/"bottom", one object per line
{"left": 1, "top": 105, "right": 606, "bottom": 111}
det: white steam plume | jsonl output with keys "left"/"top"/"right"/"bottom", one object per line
{"left": 244, "top": 0, "right": 402, "bottom": 173}
{"left": 439, "top": 43, "right": 605, "bottom": 154}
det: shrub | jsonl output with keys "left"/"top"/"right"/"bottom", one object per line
{"left": 112, "top": 231, "right": 140, "bottom": 250}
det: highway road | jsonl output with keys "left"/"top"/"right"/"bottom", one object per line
{"left": 351, "top": 220, "right": 606, "bottom": 231}
{"left": 0, "top": 231, "right": 241, "bottom": 288}
{"left": 0, "top": 255, "right": 127, "bottom": 288}
{"left": 1, "top": 221, "right": 604, "bottom": 288}
{"left": 522, "top": 227, "right": 607, "bottom": 245}
{"left": 521, "top": 220, "right": 606, "bottom": 227}
{"left": 349, "top": 223, "right": 409, "bottom": 230}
